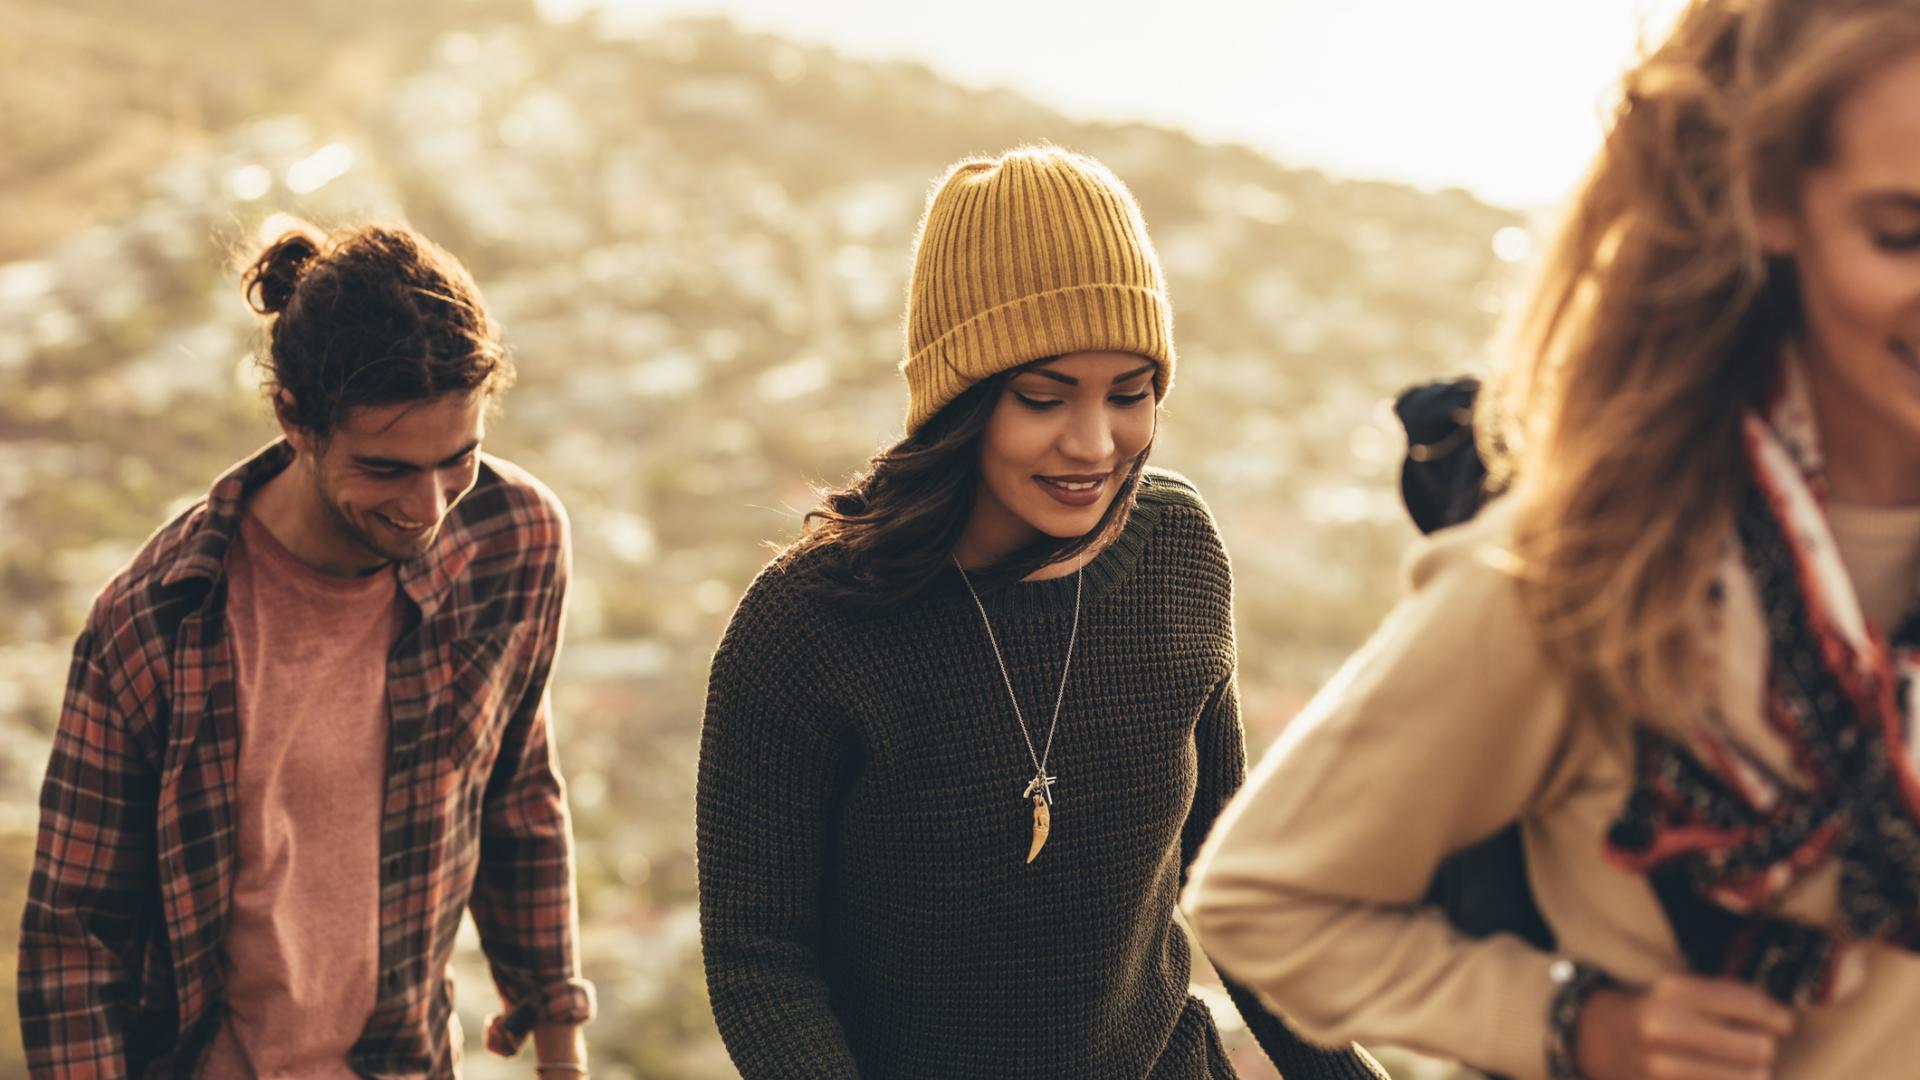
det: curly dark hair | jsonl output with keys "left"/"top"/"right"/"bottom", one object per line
{"left": 241, "top": 218, "right": 512, "bottom": 437}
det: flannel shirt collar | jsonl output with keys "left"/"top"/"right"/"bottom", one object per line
{"left": 157, "top": 439, "right": 474, "bottom": 621}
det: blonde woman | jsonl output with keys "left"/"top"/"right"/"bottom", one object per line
{"left": 1185, "top": 1, "right": 1920, "bottom": 1078}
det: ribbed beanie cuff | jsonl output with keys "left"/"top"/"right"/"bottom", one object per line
{"left": 901, "top": 283, "right": 1173, "bottom": 434}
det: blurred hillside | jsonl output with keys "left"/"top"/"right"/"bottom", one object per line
{"left": 0, "top": 3, "right": 1520, "bottom": 1077}
{"left": 0, "top": 0, "right": 535, "bottom": 259}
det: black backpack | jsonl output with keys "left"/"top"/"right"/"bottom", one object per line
{"left": 1394, "top": 377, "right": 1555, "bottom": 954}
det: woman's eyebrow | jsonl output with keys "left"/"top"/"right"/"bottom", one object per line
{"left": 1856, "top": 189, "right": 1920, "bottom": 215}
{"left": 1022, "top": 362, "right": 1157, "bottom": 387}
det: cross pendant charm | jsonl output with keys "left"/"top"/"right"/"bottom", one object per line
{"left": 1022, "top": 772, "right": 1057, "bottom": 805}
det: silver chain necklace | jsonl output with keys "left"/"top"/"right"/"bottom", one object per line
{"left": 953, "top": 557, "right": 1082, "bottom": 864}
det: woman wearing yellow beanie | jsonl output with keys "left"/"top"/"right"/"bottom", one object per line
{"left": 695, "top": 146, "right": 1384, "bottom": 1079}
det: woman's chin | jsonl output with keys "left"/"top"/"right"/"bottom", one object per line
{"left": 1018, "top": 501, "right": 1113, "bottom": 540}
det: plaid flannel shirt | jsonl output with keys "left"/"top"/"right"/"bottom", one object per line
{"left": 19, "top": 441, "right": 594, "bottom": 1078}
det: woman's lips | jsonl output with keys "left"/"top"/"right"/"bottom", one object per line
{"left": 1034, "top": 473, "right": 1110, "bottom": 508}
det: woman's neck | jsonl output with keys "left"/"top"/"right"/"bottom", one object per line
{"left": 1804, "top": 351, "right": 1920, "bottom": 507}
{"left": 952, "top": 494, "right": 1123, "bottom": 581}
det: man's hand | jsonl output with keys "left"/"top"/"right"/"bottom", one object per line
{"left": 531, "top": 1022, "right": 587, "bottom": 1077}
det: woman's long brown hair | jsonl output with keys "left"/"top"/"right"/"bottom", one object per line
{"left": 1486, "top": 0, "right": 1920, "bottom": 722}
{"left": 789, "top": 362, "right": 1152, "bottom": 610}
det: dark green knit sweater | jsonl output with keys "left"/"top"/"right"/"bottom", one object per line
{"left": 697, "top": 470, "right": 1384, "bottom": 1080}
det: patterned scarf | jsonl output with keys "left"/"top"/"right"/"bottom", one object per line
{"left": 1605, "top": 357, "right": 1920, "bottom": 1005}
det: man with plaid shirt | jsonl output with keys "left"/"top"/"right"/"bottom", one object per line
{"left": 18, "top": 222, "right": 593, "bottom": 1077}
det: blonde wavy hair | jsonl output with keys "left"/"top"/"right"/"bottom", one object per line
{"left": 1486, "top": 0, "right": 1920, "bottom": 722}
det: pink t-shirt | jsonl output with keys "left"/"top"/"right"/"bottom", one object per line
{"left": 202, "top": 511, "right": 400, "bottom": 1079}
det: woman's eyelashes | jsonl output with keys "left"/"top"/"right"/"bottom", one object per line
{"left": 1010, "top": 391, "right": 1063, "bottom": 411}
{"left": 1009, "top": 388, "right": 1153, "bottom": 411}
{"left": 1871, "top": 229, "right": 1920, "bottom": 253}
{"left": 1863, "top": 209, "right": 1920, "bottom": 252}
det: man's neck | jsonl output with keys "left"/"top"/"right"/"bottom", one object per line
{"left": 248, "top": 465, "right": 387, "bottom": 579}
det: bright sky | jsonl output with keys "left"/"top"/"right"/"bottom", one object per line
{"left": 538, "top": 0, "right": 1688, "bottom": 209}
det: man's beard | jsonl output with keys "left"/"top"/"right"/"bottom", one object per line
{"left": 314, "top": 477, "right": 434, "bottom": 566}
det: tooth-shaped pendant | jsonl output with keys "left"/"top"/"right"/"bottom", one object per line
{"left": 1026, "top": 794, "right": 1051, "bottom": 863}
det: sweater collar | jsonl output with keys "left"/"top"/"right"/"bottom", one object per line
{"left": 956, "top": 490, "right": 1164, "bottom": 621}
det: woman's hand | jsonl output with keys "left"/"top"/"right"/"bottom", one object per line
{"left": 1576, "top": 973, "right": 1795, "bottom": 1080}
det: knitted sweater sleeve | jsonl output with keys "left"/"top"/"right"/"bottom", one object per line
{"left": 1183, "top": 650, "right": 1389, "bottom": 1080}
{"left": 696, "top": 567, "right": 861, "bottom": 1078}
{"left": 1181, "top": 500, "right": 1574, "bottom": 1080}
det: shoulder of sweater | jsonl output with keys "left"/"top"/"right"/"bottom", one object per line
{"left": 1137, "top": 465, "right": 1212, "bottom": 515}
{"left": 1135, "top": 466, "right": 1228, "bottom": 563}
{"left": 705, "top": 547, "right": 854, "bottom": 712}
{"left": 726, "top": 543, "right": 844, "bottom": 631}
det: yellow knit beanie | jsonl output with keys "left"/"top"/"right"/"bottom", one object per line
{"left": 899, "top": 146, "right": 1175, "bottom": 434}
